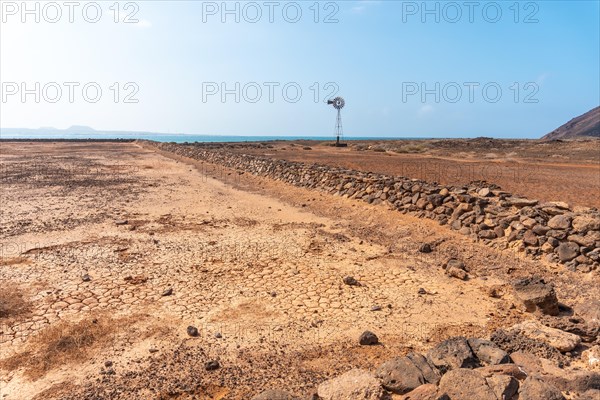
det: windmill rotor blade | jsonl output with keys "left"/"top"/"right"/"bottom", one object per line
{"left": 332, "top": 96, "right": 345, "bottom": 109}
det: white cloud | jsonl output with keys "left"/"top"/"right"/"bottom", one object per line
{"left": 536, "top": 72, "right": 550, "bottom": 85}
{"left": 134, "top": 19, "right": 152, "bottom": 28}
{"left": 351, "top": 1, "right": 381, "bottom": 14}
{"left": 417, "top": 104, "right": 434, "bottom": 118}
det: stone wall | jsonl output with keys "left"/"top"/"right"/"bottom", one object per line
{"left": 139, "top": 140, "right": 600, "bottom": 271}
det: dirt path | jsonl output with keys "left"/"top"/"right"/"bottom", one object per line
{"left": 0, "top": 142, "right": 595, "bottom": 399}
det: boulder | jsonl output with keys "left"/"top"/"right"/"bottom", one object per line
{"left": 477, "top": 363, "right": 528, "bottom": 380}
{"left": 548, "top": 215, "right": 572, "bottom": 230}
{"left": 376, "top": 357, "right": 425, "bottom": 394}
{"left": 427, "top": 337, "right": 479, "bottom": 372}
{"left": 510, "top": 320, "right": 581, "bottom": 353}
{"left": 519, "top": 376, "right": 565, "bottom": 400}
{"left": 538, "top": 315, "right": 599, "bottom": 342}
{"left": 503, "top": 198, "right": 538, "bottom": 207}
{"left": 478, "top": 229, "right": 497, "bottom": 239}
{"left": 407, "top": 352, "right": 441, "bottom": 385}
{"left": 572, "top": 215, "right": 600, "bottom": 233}
{"left": 467, "top": 338, "right": 511, "bottom": 365}
{"left": 317, "top": 369, "right": 386, "bottom": 400}
{"left": 375, "top": 353, "right": 440, "bottom": 395}
{"left": 522, "top": 230, "right": 539, "bottom": 246}
{"left": 575, "top": 300, "right": 600, "bottom": 327}
{"left": 438, "top": 369, "right": 497, "bottom": 400}
{"left": 512, "top": 277, "right": 559, "bottom": 316}
{"left": 486, "top": 374, "right": 519, "bottom": 400}
{"left": 397, "top": 384, "right": 449, "bottom": 400}
{"left": 556, "top": 242, "right": 579, "bottom": 262}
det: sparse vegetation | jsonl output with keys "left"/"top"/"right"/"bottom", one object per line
{"left": 0, "top": 285, "right": 31, "bottom": 319}
{"left": 1, "top": 317, "right": 115, "bottom": 379}
{"left": 0, "top": 256, "right": 29, "bottom": 266}
{"left": 391, "top": 144, "right": 428, "bottom": 153}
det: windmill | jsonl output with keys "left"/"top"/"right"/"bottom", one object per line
{"left": 327, "top": 96, "right": 345, "bottom": 147}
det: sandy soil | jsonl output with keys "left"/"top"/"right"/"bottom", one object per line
{"left": 0, "top": 142, "right": 598, "bottom": 399}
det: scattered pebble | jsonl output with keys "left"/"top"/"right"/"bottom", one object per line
{"left": 205, "top": 360, "right": 220, "bottom": 371}
{"left": 343, "top": 276, "right": 360, "bottom": 286}
{"left": 187, "top": 326, "right": 199, "bottom": 337}
{"left": 419, "top": 243, "right": 432, "bottom": 253}
{"left": 359, "top": 330, "right": 379, "bottom": 345}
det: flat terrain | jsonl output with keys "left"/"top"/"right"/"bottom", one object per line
{"left": 227, "top": 138, "right": 600, "bottom": 209}
{"left": 0, "top": 141, "right": 598, "bottom": 399}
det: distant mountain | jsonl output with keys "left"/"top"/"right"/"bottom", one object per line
{"left": 542, "top": 106, "right": 600, "bottom": 140}
{"left": 67, "top": 125, "right": 96, "bottom": 132}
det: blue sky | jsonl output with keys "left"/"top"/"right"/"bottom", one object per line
{"left": 1, "top": 0, "right": 599, "bottom": 138}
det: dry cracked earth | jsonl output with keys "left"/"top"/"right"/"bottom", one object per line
{"left": 0, "top": 142, "right": 599, "bottom": 399}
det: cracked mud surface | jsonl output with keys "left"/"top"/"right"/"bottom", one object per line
{"left": 1, "top": 142, "right": 597, "bottom": 399}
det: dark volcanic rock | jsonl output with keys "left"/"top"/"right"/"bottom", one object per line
{"left": 343, "top": 276, "right": 360, "bottom": 286}
{"left": 490, "top": 330, "right": 563, "bottom": 361}
{"left": 556, "top": 242, "right": 580, "bottom": 262}
{"left": 467, "top": 338, "right": 511, "bottom": 365}
{"left": 186, "top": 326, "right": 199, "bottom": 337}
{"left": 359, "top": 330, "right": 379, "bottom": 345}
{"left": 419, "top": 243, "right": 432, "bottom": 253}
{"left": 205, "top": 360, "right": 220, "bottom": 371}
{"left": 376, "top": 356, "right": 426, "bottom": 394}
{"left": 427, "top": 337, "right": 479, "bottom": 372}
{"left": 407, "top": 352, "right": 441, "bottom": 385}
{"left": 512, "top": 277, "right": 559, "bottom": 316}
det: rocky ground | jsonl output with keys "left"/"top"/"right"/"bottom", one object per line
{"left": 0, "top": 141, "right": 599, "bottom": 399}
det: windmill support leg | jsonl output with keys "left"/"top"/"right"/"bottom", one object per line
{"left": 335, "top": 108, "right": 343, "bottom": 147}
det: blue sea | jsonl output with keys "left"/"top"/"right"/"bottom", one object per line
{"left": 0, "top": 130, "right": 427, "bottom": 143}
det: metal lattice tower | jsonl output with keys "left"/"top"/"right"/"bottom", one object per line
{"left": 327, "top": 97, "right": 345, "bottom": 146}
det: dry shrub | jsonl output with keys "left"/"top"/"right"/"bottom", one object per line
{"left": 392, "top": 144, "right": 428, "bottom": 154}
{"left": 1, "top": 316, "right": 116, "bottom": 380}
{"left": 0, "top": 257, "right": 30, "bottom": 266}
{"left": 1, "top": 313, "right": 169, "bottom": 381}
{"left": 0, "top": 285, "right": 32, "bottom": 319}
